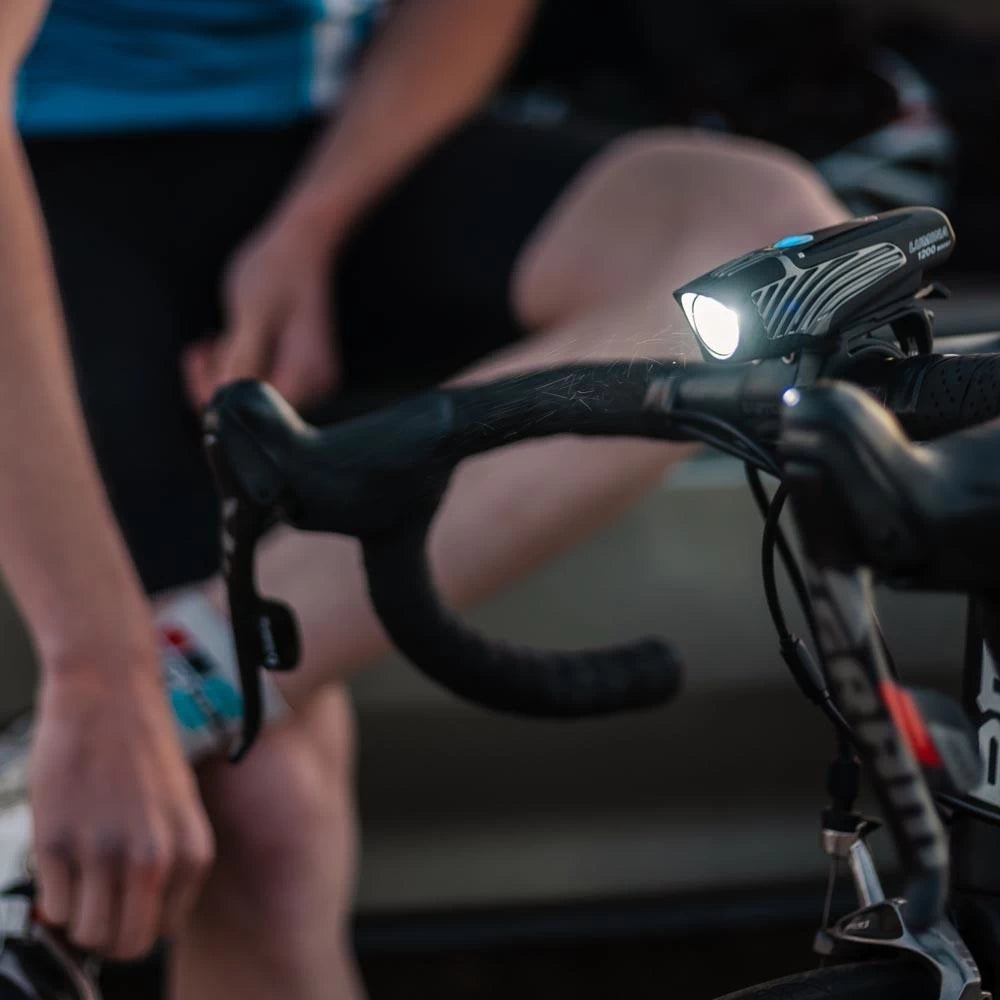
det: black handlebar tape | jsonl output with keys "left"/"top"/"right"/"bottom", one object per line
{"left": 878, "top": 354, "right": 1000, "bottom": 440}
{"left": 441, "top": 361, "right": 684, "bottom": 458}
{"left": 351, "top": 363, "right": 688, "bottom": 719}
{"left": 361, "top": 501, "right": 683, "bottom": 718}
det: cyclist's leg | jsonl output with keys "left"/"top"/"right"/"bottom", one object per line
{"left": 171, "top": 685, "right": 360, "bottom": 999}
{"left": 206, "top": 126, "right": 846, "bottom": 700}
{"left": 510, "top": 128, "right": 847, "bottom": 333}
{"left": 24, "top": 134, "right": 221, "bottom": 594}
{"left": 27, "top": 130, "right": 364, "bottom": 1000}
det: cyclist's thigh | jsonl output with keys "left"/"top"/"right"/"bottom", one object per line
{"left": 335, "top": 114, "right": 619, "bottom": 391}
{"left": 26, "top": 137, "right": 217, "bottom": 593}
{"left": 24, "top": 125, "right": 321, "bottom": 593}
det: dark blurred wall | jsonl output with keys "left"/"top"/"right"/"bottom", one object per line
{"left": 511, "top": 0, "right": 1000, "bottom": 274}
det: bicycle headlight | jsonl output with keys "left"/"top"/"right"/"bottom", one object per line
{"left": 679, "top": 293, "right": 741, "bottom": 360}
{"left": 674, "top": 207, "right": 955, "bottom": 364}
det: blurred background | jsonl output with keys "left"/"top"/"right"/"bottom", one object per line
{"left": 4, "top": 0, "right": 1000, "bottom": 996}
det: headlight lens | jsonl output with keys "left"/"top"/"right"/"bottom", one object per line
{"left": 680, "top": 293, "right": 741, "bottom": 360}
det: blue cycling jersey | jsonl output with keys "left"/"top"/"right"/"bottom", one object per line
{"left": 17, "top": 0, "right": 386, "bottom": 136}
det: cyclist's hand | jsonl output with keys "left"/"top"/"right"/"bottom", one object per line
{"left": 184, "top": 211, "right": 340, "bottom": 410}
{"left": 30, "top": 647, "right": 215, "bottom": 961}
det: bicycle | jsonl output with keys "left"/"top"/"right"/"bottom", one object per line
{"left": 1, "top": 206, "right": 997, "bottom": 998}
{"left": 203, "top": 204, "right": 1000, "bottom": 1000}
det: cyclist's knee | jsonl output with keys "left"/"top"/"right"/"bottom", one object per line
{"left": 653, "top": 129, "right": 844, "bottom": 236}
{"left": 587, "top": 128, "right": 841, "bottom": 234}
{"left": 195, "top": 685, "right": 357, "bottom": 927}
{"left": 512, "top": 128, "right": 844, "bottom": 330}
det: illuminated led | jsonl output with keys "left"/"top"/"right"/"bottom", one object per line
{"left": 689, "top": 295, "right": 740, "bottom": 360}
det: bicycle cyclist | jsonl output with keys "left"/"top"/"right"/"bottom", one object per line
{"left": 3, "top": 1, "right": 845, "bottom": 995}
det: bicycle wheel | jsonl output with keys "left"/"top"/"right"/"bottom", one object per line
{"left": 716, "top": 959, "right": 938, "bottom": 1000}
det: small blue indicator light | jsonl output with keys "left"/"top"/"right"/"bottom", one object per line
{"left": 774, "top": 234, "right": 814, "bottom": 249}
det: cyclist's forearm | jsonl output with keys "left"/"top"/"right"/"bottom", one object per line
{"left": 0, "top": 122, "right": 153, "bottom": 667}
{"left": 271, "top": 0, "right": 538, "bottom": 246}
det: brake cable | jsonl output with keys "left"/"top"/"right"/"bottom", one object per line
{"left": 749, "top": 472, "right": 854, "bottom": 740}
{"left": 671, "top": 409, "right": 781, "bottom": 476}
{"left": 746, "top": 467, "right": 816, "bottom": 640}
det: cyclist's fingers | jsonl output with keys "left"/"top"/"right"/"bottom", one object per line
{"left": 34, "top": 846, "right": 74, "bottom": 928}
{"left": 112, "top": 854, "right": 171, "bottom": 961}
{"left": 217, "top": 317, "right": 272, "bottom": 387}
{"left": 69, "top": 853, "right": 121, "bottom": 953}
{"left": 161, "top": 816, "right": 213, "bottom": 939}
{"left": 181, "top": 341, "right": 217, "bottom": 409}
{"left": 270, "top": 298, "right": 340, "bottom": 406}
{"left": 158, "top": 862, "right": 205, "bottom": 942}
{"left": 270, "top": 351, "right": 334, "bottom": 406}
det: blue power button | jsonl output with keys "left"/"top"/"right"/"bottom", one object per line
{"left": 774, "top": 234, "right": 814, "bottom": 250}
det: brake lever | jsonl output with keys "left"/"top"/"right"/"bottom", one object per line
{"left": 203, "top": 413, "right": 300, "bottom": 760}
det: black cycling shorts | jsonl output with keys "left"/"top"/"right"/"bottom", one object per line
{"left": 25, "top": 115, "right": 610, "bottom": 593}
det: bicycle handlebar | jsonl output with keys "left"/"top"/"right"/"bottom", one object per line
{"left": 664, "top": 351, "right": 1000, "bottom": 442}
{"left": 206, "top": 350, "right": 1000, "bottom": 687}
{"left": 205, "top": 350, "right": 1000, "bottom": 742}
{"left": 205, "top": 363, "right": 693, "bottom": 741}
{"left": 364, "top": 515, "right": 681, "bottom": 717}
{"left": 205, "top": 348, "right": 1000, "bottom": 929}
{"left": 873, "top": 352, "right": 1000, "bottom": 440}
{"left": 358, "top": 365, "right": 699, "bottom": 716}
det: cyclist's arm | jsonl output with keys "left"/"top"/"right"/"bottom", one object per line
{"left": 0, "top": 4, "right": 212, "bottom": 960}
{"left": 270, "top": 0, "right": 538, "bottom": 246}
{"left": 194, "top": 0, "right": 541, "bottom": 404}
{"left": 0, "top": 5, "right": 152, "bottom": 666}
